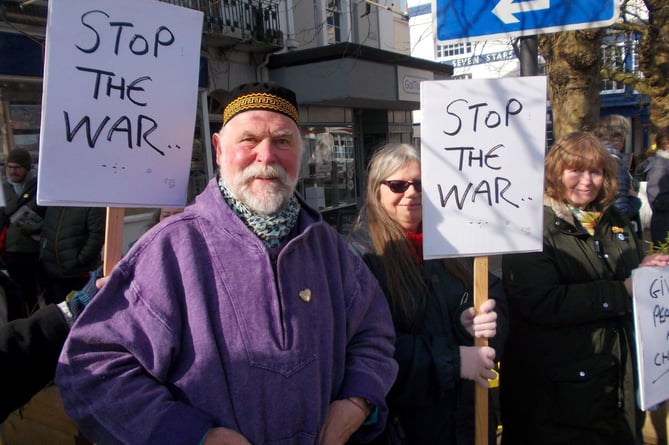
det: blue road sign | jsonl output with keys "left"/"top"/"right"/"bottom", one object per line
{"left": 436, "top": 0, "right": 620, "bottom": 43}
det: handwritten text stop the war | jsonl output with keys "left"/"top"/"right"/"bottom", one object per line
{"left": 63, "top": 9, "right": 178, "bottom": 156}
{"left": 437, "top": 98, "right": 525, "bottom": 210}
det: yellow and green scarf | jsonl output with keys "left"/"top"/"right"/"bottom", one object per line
{"left": 569, "top": 206, "right": 602, "bottom": 235}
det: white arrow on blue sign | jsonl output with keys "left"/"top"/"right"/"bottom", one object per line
{"left": 436, "top": 0, "right": 620, "bottom": 43}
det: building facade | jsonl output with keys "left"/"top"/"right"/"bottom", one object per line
{"left": 407, "top": 0, "right": 652, "bottom": 154}
{"left": 0, "top": 0, "right": 452, "bottom": 234}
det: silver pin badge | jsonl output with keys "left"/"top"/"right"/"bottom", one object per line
{"left": 299, "top": 289, "right": 312, "bottom": 303}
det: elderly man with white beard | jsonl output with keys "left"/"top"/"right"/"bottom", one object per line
{"left": 56, "top": 82, "right": 398, "bottom": 445}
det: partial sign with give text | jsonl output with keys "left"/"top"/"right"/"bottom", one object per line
{"left": 633, "top": 266, "right": 669, "bottom": 410}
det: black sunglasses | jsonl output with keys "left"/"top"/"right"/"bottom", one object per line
{"left": 381, "top": 180, "right": 422, "bottom": 193}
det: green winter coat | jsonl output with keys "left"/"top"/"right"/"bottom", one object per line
{"left": 500, "top": 196, "right": 645, "bottom": 445}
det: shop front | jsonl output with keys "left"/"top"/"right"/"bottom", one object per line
{"left": 268, "top": 42, "right": 453, "bottom": 231}
{"left": 0, "top": 31, "right": 44, "bottom": 171}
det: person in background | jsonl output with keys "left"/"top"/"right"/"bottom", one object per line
{"left": 157, "top": 206, "right": 184, "bottom": 222}
{"left": 0, "top": 269, "right": 99, "bottom": 422}
{"left": 56, "top": 82, "right": 398, "bottom": 445}
{"left": 125, "top": 207, "right": 186, "bottom": 254}
{"left": 1, "top": 148, "right": 45, "bottom": 315}
{"left": 500, "top": 132, "right": 669, "bottom": 445}
{"left": 644, "top": 127, "right": 669, "bottom": 244}
{"left": 39, "top": 206, "right": 105, "bottom": 304}
{"left": 348, "top": 143, "right": 506, "bottom": 444}
{"left": 594, "top": 114, "right": 643, "bottom": 238}
{"left": 145, "top": 206, "right": 184, "bottom": 230}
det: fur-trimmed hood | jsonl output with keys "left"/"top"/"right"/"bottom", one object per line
{"left": 543, "top": 194, "right": 577, "bottom": 226}
{"left": 543, "top": 194, "right": 613, "bottom": 229}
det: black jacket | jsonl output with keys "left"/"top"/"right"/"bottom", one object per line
{"left": 501, "top": 197, "right": 645, "bottom": 445}
{"left": 0, "top": 304, "right": 69, "bottom": 422}
{"left": 348, "top": 225, "right": 507, "bottom": 445}
{"left": 39, "top": 206, "right": 105, "bottom": 279}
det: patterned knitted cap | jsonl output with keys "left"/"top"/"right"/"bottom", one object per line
{"left": 223, "top": 82, "right": 299, "bottom": 126}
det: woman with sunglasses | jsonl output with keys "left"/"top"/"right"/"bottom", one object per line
{"left": 500, "top": 132, "right": 669, "bottom": 445}
{"left": 348, "top": 143, "right": 508, "bottom": 444}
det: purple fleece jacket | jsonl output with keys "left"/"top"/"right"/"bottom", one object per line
{"left": 55, "top": 178, "right": 397, "bottom": 445}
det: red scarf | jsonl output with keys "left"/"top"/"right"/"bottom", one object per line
{"left": 405, "top": 231, "right": 423, "bottom": 265}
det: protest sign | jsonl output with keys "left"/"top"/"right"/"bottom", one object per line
{"left": 37, "top": 0, "right": 203, "bottom": 207}
{"left": 632, "top": 265, "right": 669, "bottom": 410}
{"left": 421, "top": 77, "right": 546, "bottom": 259}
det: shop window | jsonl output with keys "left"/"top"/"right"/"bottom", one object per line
{"left": 10, "top": 104, "right": 40, "bottom": 144}
{"left": 2, "top": 103, "right": 41, "bottom": 176}
{"left": 299, "top": 126, "right": 357, "bottom": 212}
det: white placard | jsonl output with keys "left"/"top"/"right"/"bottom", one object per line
{"left": 632, "top": 266, "right": 669, "bottom": 410}
{"left": 421, "top": 77, "right": 547, "bottom": 258}
{"left": 37, "top": 0, "right": 203, "bottom": 207}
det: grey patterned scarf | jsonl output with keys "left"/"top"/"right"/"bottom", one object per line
{"left": 218, "top": 177, "right": 300, "bottom": 248}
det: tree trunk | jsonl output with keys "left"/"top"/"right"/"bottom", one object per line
{"left": 640, "top": 0, "right": 669, "bottom": 133}
{"left": 539, "top": 29, "right": 604, "bottom": 140}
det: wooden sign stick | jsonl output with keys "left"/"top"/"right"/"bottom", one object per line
{"left": 474, "top": 256, "right": 489, "bottom": 445}
{"left": 103, "top": 207, "right": 125, "bottom": 276}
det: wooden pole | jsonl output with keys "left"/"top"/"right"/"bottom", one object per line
{"left": 103, "top": 207, "right": 124, "bottom": 276}
{"left": 474, "top": 256, "right": 489, "bottom": 445}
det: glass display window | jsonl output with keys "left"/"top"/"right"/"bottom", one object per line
{"left": 299, "top": 126, "right": 357, "bottom": 211}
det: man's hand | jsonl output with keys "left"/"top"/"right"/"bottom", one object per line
{"left": 96, "top": 275, "right": 109, "bottom": 289}
{"left": 319, "top": 398, "right": 367, "bottom": 445}
{"left": 201, "top": 427, "right": 252, "bottom": 445}
{"left": 638, "top": 253, "right": 669, "bottom": 268}
{"left": 626, "top": 253, "right": 669, "bottom": 295}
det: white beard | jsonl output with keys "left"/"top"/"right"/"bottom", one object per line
{"left": 223, "top": 164, "right": 298, "bottom": 215}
